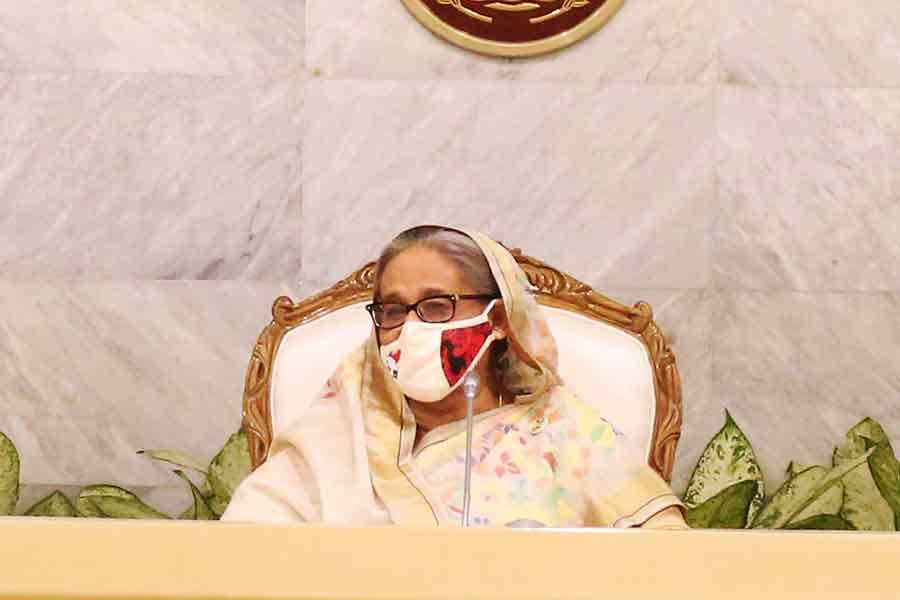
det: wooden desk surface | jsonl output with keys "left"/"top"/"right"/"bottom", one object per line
{"left": 0, "top": 517, "right": 897, "bottom": 599}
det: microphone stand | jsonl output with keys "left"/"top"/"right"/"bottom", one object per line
{"left": 461, "top": 372, "right": 479, "bottom": 527}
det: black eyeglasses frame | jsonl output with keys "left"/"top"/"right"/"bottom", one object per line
{"left": 365, "top": 293, "right": 499, "bottom": 330}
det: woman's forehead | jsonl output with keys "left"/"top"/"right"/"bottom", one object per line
{"left": 379, "top": 247, "right": 472, "bottom": 300}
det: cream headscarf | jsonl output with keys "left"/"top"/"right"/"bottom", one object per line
{"left": 466, "top": 230, "right": 560, "bottom": 399}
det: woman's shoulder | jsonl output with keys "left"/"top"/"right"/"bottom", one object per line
{"left": 541, "top": 385, "right": 619, "bottom": 434}
{"left": 514, "top": 385, "right": 621, "bottom": 456}
{"left": 273, "top": 344, "right": 368, "bottom": 442}
{"left": 333, "top": 343, "right": 368, "bottom": 385}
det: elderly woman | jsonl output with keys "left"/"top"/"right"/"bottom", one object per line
{"left": 224, "top": 226, "right": 687, "bottom": 529}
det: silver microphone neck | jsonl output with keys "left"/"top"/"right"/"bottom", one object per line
{"left": 461, "top": 371, "right": 479, "bottom": 527}
{"left": 462, "top": 372, "right": 480, "bottom": 400}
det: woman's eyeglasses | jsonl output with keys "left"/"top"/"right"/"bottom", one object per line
{"left": 366, "top": 294, "right": 498, "bottom": 330}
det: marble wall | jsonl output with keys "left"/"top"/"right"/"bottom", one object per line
{"left": 0, "top": 1, "right": 304, "bottom": 509}
{"left": 1, "top": 0, "right": 898, "bottom": 509}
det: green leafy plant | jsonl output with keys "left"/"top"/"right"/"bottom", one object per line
{"left": 139, "top": 431, "right": 252, "bottom": 519}
{"left": 0, "top": 429, "right": 251, "bottom": 520}
{"left": 750, "top": 456, "right": 869, "bottom": 529}
{"left": 24, "top": 491, "right": 75, "bottom": 517}
{"left": 174, "top": 470, "right": 216, "bottom": 520}
{"left": 683, "top": 414, "right": 900, "bottom": 531}
{"left": 75, "top": 485, "right": 170, "bottom": 519}
{"left": 834, "top": 418, "right": 896, "bottom": 530}
{"left": 0, "top": 432, "right": 20, "bottom": 515}
{"left": 685, "top": 479, "right": 758, "bottom": 529}
{"left": 682, "top": 411, "right": 765, "bottom": 526}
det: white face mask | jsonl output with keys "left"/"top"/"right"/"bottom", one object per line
{"left": 380, "top": 301, "right": 498, "bottom": 403}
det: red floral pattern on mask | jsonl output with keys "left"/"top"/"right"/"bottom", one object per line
{"left": 384, "top": 349, "right": 401, "bottom": 379}
{"left": 440, "top": 321, "right": 494, "bottom": 386}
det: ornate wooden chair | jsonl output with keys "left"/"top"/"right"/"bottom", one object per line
{"left": 241, "top": 250, "right": 683, "bottom": 481}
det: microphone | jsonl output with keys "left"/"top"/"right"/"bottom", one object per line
{"left": 461, "top": 372, "right": 480, "bottom": 527}
{"left": 462, "top": 372, "right": 480, "bottom": 400}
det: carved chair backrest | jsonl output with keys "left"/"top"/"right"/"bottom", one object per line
{"left": 241, "top": 250, "right": 683, "bottom": 481}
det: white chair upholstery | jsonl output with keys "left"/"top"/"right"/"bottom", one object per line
{"left": 270, "top": 303, "right": 656, "bottom": 461}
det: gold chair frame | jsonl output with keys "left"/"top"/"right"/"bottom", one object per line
{"left": 241, "top": 250, "right": 683, "bottom": 481}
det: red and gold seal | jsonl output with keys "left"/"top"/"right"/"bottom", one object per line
{"left": 400, "top": 0, "right": 625, "bottom": 57}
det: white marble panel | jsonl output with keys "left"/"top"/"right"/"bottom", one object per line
{"left": 303, "top": 80, "right": 715, "bottom": 290}
{"left": 720, "top": 0, "right": 900, "bottom": 87}
{"left": 0, "top": 73, "right": 303, "bottom": 282}
{"left": 717, "top": 86, "right": 900, "bottom": 292}
{"left": 0, "top": 0, "right": 304, "bottom": 77}
{"left": 712, "top": 291, "right": 900, "bottom": 492}
{"left": 0, "top": 280, "right": 293, "bottom": 487}
{"left": 307, "top": 0, "right": 716, "bottom": 83}
{"left": 604, "top": 288, "right": 714, "bottom": 493}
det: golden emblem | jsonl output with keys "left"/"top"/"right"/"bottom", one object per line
{"left": 400, "top": 0, "right": 625, "bottom": 57}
